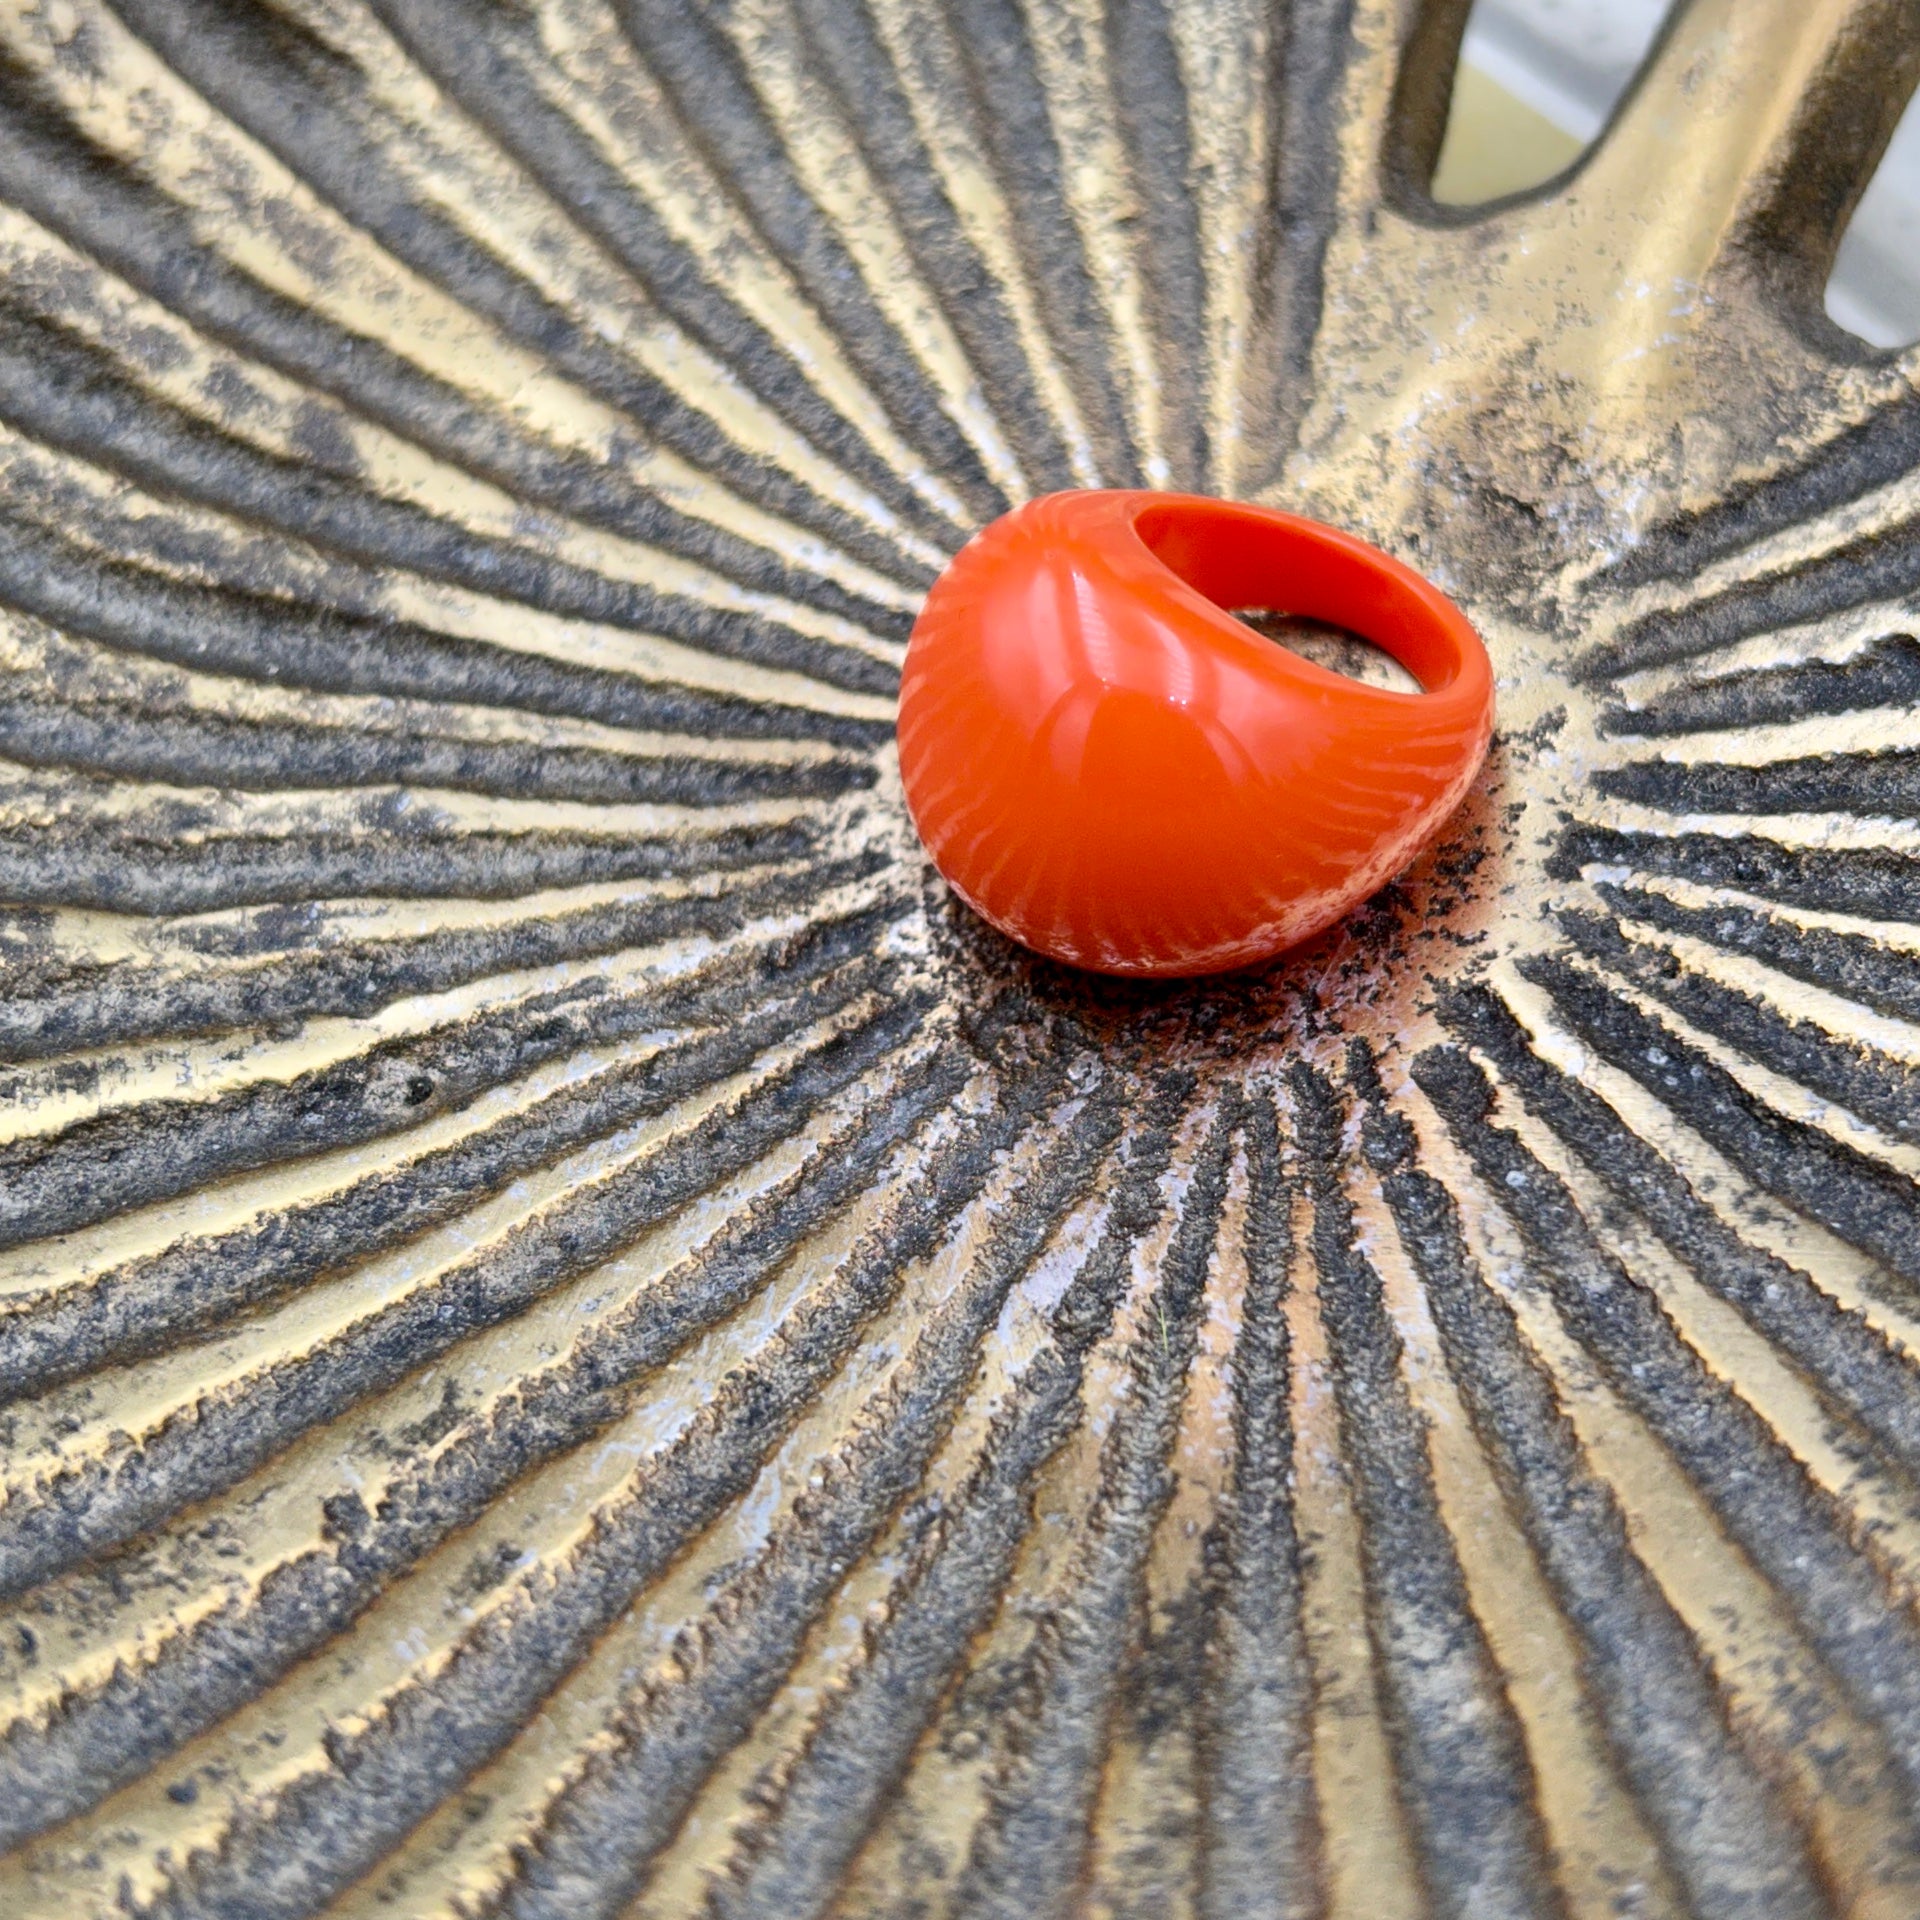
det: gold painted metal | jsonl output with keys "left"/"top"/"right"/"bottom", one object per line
{"left": 0, "top": 0, "right": 1918, "bottom": 1914}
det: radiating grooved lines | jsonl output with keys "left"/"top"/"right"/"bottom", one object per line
{"left": 1195, "top": 1088, "right": 1316, "bottom": 1920}
{"left": 948, "top": 1087, "right": 1230, "bottom": 1920}
{"left": 705, "top": 1071, "right": 1194, "bottom": 1920}
{"left": 1341, "top": 1046, "right": 1684, "bottom": 1920}
{"left": 1412, "top": 1044, "right": 1920, "bottom": 1824}
{"left": 1294, "top": 1063, "right": 1564, "bottom": 1920}
{"left": 1375, "top": 1066, "right": 1841, "bottom": 1920}
{"left": 0, "top": 1022, "right": 963, "bottom": 1848}
{"left": 3, "top": 0, "right": 1919, "bottom": 1911}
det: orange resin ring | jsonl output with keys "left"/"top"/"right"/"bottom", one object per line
{"left": 897, "top": 490, "right": 1495, "bottom": 978}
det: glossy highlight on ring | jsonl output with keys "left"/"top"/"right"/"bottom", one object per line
{"left": 897, "top": 490, "right": 1496, "bottom": 978}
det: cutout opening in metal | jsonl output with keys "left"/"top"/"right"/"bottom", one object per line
{"left": 1430, "top": 0, "right": 1670, "bottom": 206}
{"left": 1826, "top": 85, "right": 1920, "bottom": 349}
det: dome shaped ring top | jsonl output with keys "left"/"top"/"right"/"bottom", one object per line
{"left": 897, "top": 490, "right": 1496, "bottom": 977}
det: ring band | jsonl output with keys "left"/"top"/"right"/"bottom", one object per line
{"left": 897, "top": 489, "right": 1495, "bottom": 978}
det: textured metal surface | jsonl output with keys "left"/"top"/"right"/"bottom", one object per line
{"left": 2, "top": 0, "right": 1920, "bottom": 1914}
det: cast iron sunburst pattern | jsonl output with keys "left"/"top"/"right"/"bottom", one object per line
{"left": 3, "top": 0, "right": 1920, "bottom": 1914}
